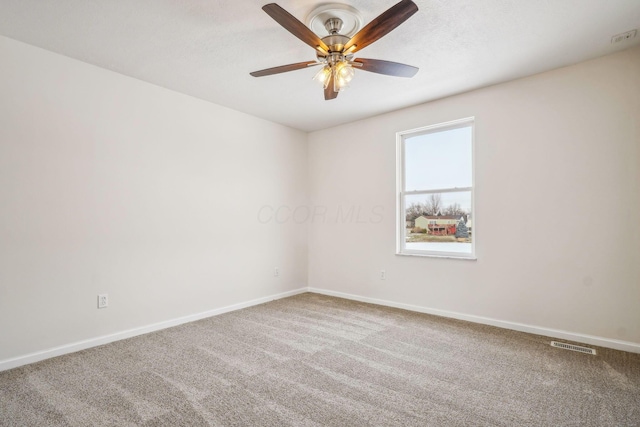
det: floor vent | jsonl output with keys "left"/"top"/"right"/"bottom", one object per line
{"left": 551, "top": 341, "right": 596, "bottom": 355}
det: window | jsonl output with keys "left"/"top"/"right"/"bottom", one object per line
{"left": 396, "top": 118, "right": 475, "bottom": 258}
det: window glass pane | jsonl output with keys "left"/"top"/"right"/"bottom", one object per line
{"left": 404, "top": 125, "right": 472, "bottom": 191}
{"left": 404, "top": 191, "right": 472, "bottom": 254}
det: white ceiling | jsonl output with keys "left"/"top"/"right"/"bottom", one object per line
{"left": 1, "top": 0, "right": 639, "bottom": 132}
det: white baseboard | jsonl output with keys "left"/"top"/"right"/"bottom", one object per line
{"left": 308, "top": 287, "right": 640, "bottom": 354}
{"left": 0, "top": 287, "right": 308, "bottom": 372}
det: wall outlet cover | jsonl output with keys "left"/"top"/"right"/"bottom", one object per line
{"left": 98, "top": 294, "right": 108, "bottom": 309}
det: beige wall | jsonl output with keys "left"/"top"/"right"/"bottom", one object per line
{"left": 0, "top": 36, "right": 308, "bottom": 363}
{"left": 414, "top": 216, "right": 429, "bottom": 229}
{"left": 1, "top": 36, "right": 639, "bottom": 365}
{"left": 308, "top": 47, "right": 640, "bottom": 348}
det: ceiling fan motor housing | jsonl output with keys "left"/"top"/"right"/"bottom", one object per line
{"left": 321, "top": 33, "right": 350, "bottom": 52}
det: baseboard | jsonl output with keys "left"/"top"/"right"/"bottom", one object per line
{"left": 308, "top": 287, "right": 640, "bottom": 354}
{"left": 0, "top": 287, "right": 308, "bottom": 372}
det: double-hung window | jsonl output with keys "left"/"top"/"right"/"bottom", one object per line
{"left": 397, "top": 117, "right": 475, "bottom": 258}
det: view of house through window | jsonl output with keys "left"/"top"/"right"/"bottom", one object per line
{"left": 397, "top": 118, "right": 474, "bottom": 257}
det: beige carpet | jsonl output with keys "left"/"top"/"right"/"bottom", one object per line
{"left": 1, "top": 293, "right": 639, "bottom": 426}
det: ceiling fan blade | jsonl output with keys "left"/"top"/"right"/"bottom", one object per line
{"left": 262, "top": 4, "right": 329, "bottom": 52}
{"left": 343, "top": 0, "right": 418, "bottom": 54}
{"left": 353, "top": 58, "right": 418, "bottom": 77}
{"left": 324, "top": 74, "right": 339, "bottom": 100}
{"left": 250, "top": 61, "right": 319, "bottom": 77}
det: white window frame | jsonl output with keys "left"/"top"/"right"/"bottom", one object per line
{"left": 396, "top": 117, "right": 476, "bottom": 259}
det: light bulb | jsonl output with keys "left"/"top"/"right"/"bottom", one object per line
{"left": 338, "top": 63, "right": 355, "bottom": 82}
{"left": 313, "top": 66, "right": 331, "bottom": 89}
{"left": 333, "top": 61, "right": 355, "bottom": 92}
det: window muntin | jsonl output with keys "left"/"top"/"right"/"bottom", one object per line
{"left": 397, "top": 118, "right": 475, "bottom": 258}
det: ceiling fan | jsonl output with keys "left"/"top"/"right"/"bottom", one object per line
{"left": 250, "top": 0, "right": 419, "bottom": 100}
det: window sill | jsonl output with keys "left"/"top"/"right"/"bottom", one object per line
{"left": 396, "top": 252, "right": 477, "bottom": 261}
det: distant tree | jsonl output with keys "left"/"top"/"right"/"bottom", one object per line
{"left": 406, "top": 194, "right": 446, "bottom": 220}
{"left": 425, "top": 193, "right": 442, "bottom": 216}
{"left": 405, "top": 203, "right": 424, "bottom": 221}
{"left": 455, "top": 218, "right": 469, "bottom": 238}
{"left": 443, "top": 203, "right": 465, "bottom": 216}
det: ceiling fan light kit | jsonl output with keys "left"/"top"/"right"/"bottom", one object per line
{"left": 250, "top": 0, "right": 420, "bottom": 100}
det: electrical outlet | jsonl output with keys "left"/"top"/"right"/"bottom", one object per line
{"left": 380, "top": 270, "right": 386, "bottom": 280}
{"left": 98, "top": 294, "right": 108, "bottom": 309}
{"left": 274, "top": 267, "right": 280, "bottom": 277}
{"left": 611, "top": 29, "right": 637, "bottom": 44}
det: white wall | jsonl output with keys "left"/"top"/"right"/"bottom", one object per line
{"left": 308, "top": 47, "right": 640, "bottom": 347}
{"left": 0, "top": 36, "right": 308, "bottom": 362}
